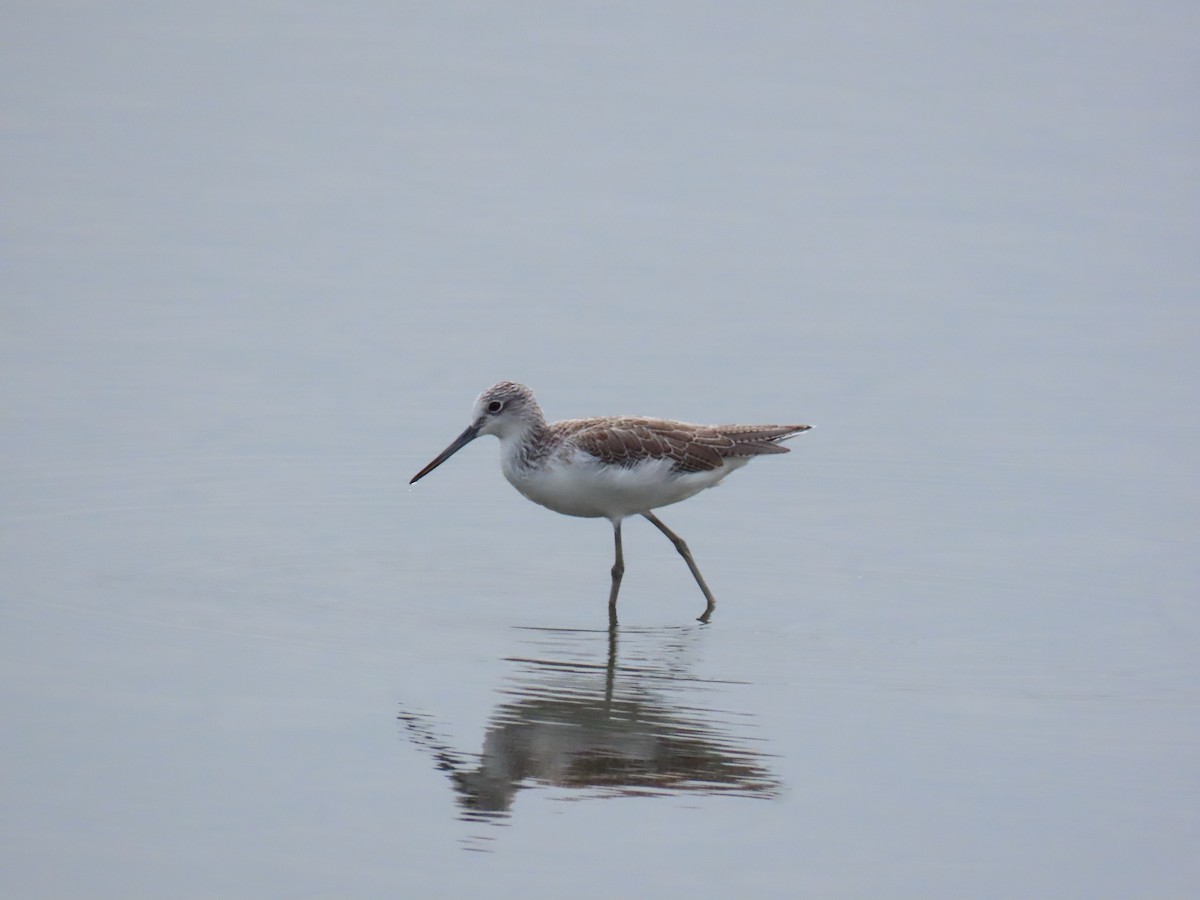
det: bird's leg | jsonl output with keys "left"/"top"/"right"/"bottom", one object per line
{"left": 607, "top": 519, "right": 624, "bottom": 627}
{"left": 642, "top": 511, "right": 717, "bottom": 623}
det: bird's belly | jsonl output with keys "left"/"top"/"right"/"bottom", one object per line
{"left": 503, "top": 455, "right": 748, "bottom": 520}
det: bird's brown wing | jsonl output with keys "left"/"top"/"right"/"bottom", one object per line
{"left": 561, "top": 418, "right": 810, "bottom": 474}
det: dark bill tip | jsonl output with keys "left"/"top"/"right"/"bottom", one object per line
{"left": 410, "top": 422, "right": 481, "bottom": 484}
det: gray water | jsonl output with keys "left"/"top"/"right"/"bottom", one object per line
{"left": 3, "top": 3, "right": 1198, "bottom": 897}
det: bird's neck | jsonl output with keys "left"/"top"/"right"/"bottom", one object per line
{"left": 499, "top": 417, "right": 552, "bottom": 472}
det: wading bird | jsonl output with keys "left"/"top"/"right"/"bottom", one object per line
{"left": 410, "top": 382, "right": 809, "bottom": 624}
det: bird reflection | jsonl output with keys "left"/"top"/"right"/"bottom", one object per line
{"left": 399, "top": 625, "right": 781, "bottom": 826}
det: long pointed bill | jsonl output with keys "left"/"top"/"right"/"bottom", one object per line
{"left": 410, "top": 422, "right": 481, "bottom": 484}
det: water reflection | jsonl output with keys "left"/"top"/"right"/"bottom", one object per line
{"left": 399, "top": 625, "right": 781, "bottom": 833}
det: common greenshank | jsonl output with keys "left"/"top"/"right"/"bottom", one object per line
{"left": 410, "top": 382, "right": 809, "bottom": 624}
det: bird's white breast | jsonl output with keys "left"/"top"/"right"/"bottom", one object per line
{"left": 501, "top": 446, "right": 747, "bottom": 521}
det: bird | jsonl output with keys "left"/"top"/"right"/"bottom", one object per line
{"left": 409, "top": 381, "right": 810, "bottom": 624}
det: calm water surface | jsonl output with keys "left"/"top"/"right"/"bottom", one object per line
{"left": 3, "top": 3, "right": 1197, "bottom": 898}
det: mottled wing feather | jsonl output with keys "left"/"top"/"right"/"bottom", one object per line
{"left": 560, "top": 417, "right": 810, "bottom": 473}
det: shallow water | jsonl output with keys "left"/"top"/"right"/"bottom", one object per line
{"left": 3, "top": 3, "right": 1198, "bottom": 898}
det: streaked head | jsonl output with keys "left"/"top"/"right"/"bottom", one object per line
{"left": 468, "top": 381, "right": 542, "bottom": 439}
{"left": 410, "top": 382, "right": 543, "bottom": 484}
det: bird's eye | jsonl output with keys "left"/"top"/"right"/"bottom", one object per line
{"left": 487, "top": 400, "right": 504, "bottom": 414}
